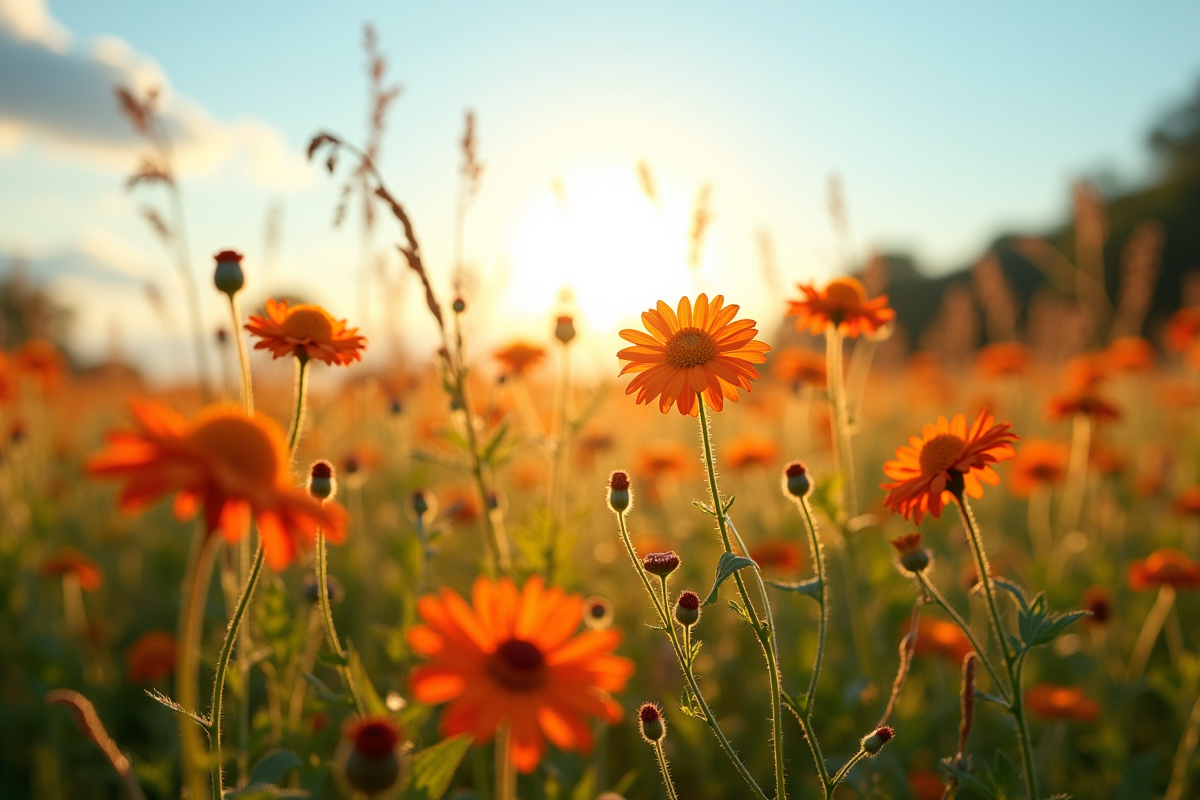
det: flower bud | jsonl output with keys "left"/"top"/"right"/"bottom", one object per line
{"left": 412, "top": 489, "right": 431, "bottom": 518}
{"left": 213, "top": 250, "right": 245, "bottom": 297}
{"left": 674, "top": 590, "right": 701, "bottom": 627}
{"left": 642, "top": 551, "right": 680, "bottom": 578}
{"left": 860, "top": 725, "right": 894, "bottom": 756}
{"left": 583, "top": 596, "right": 613, "bottom": 630}
{"left": 782, "top": 461, "right": 812, "bottom": 499}
{"left": 555, "top": 315, "right": 577, "bottom": 345}
{"left": 608, "top": 471, "right": 631, "bottom": 514}
{"left": 638, "top": 702, "right": 666, "bottom": 742}
{"left": 452, "top": 297, "right": 466, "bottom": 314}
{"left": 338, "top": 716, "right": 407, "bottom": 795}
{"left": 303, "top": 573, "right": 344, "bottom": 606}
{"left": 889, "top": 533, "right": 930, "bottom": 575}
{"left": 308, "top": 460, "right": 337, "bottom": 501}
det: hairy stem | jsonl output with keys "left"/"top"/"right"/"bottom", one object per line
{"left": 653, "top": 741, "right": 681, "bottom": 800}
{"left": 317, "top": 529, "right": 365, "bottom": 715}
{"left": 915, "top": 573, "right": 1010, "bottom": 703}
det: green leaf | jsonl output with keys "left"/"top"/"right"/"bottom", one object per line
{"left": 402, "top": 733, "right": 473, "bottom": 800}
{"left": 702, "top": 551, "right": 756, "bottom": 606}
{"left": 691, "top": 500, "right": 716, "bottom": 517}
{"left": 249, "top": 750, "right": 302, "bottom": 785}
{"left": 765, "top": 577, "right": 822, "bottom": 602}
{"left": 225, "top": 785, "right": 308, "bottom": 799}
{"left": 571, "top": 768, "right": 596, "bottom": 800}
{"left": 302, "top": 673, "right": 354, "bottom": 707}
{"left": 346, "top": 644, "right": 388, "bottom": 715}
{"left": 317, "top": 651, "right": 348, "bottom": 667}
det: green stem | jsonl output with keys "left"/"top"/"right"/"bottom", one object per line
{"left": 227, "top": 294, "right": 254, "bottom": 416}
{"left": 495, "top": 722, "right": 515, "bottom": 800}
{"left": 825, "top": 326, "right": 858, "bottom": 518}
{"left": 176, "top": 525, "right": 217, "bottom": 800}
{"left": 210, "top": 544, "right": 265, "bottom": 799}
{"left": 653, "top": 741, "right": 680, "bottom": 800}
{"left": 287, "top": 356, "right": 310, "bottom": 455}
{"left": 615, "top": 512, "right": 768, "bottom": 800}
{"left": 955, "top": 493, "right": 1038, "bottom": 800}
{"left": 797, "top": 498, "right": 828, "bottom": 719}
{"left": 915, "top": 573, "right": 1010, "bottom": 704}
{"left": 830, "top": 749, "right": 868, "bottom": 788}
{"left": 784, "top": 706, "right": 831, "bottom": 798}
{"left": 697, "top": 396, "right": 786, "bottom": 800}
{"left": 317, "top": 530, "right": 366, "bottom": 715}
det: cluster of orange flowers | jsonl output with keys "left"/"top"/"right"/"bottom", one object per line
{"left": 0, "top": 339, "right": 66, "bottom": 404}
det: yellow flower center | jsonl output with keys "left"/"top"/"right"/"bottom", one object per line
{"left": 487, "top": 638, "right": 546, "bottom": 691}
{"left": 919, "top": 433, "right": 966, "bottom": 476}
{"left": 187, "top": 412, "right": 282, "bottom": 484}
{"left": 823, "top": 277, "right": 868, "bottom": 311}
{"left": 280, "top": 305, "right": 335, "bottom": 342}
{"left": 665, "top": 327, "right": 717, "bottom": 368}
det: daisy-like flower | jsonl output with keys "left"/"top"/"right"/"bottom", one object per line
{"left": 786, "top": 276, "right": 894, "bottom": 338}
{"left": 1165, "top": 305, "right": 1200, "bottom": 352}
{"left": 494, "top": 342, "right": 547, "bottom": 377}
{"left": 41, "top": 547, "right": 104, "bottom": 592}
{"left": 749, "top": 539, "right": 804, "bottom": 574}
{"left": 1025, "top": 684, "right": 1100, "bottom": 723}
{"left": 125, "top": 630, "right": 177, "bottom": 683}
{"left": 408, "top": 577, "right": 633, "bottom": 773}
{"left": 634, "top": 441, "right": 692, "bottom": 482}
{"left": 882, "top": 409, "right": 1018, "bottom": 523}
{"left": 771, "top": 345, "right": 827, "bottom": 389}
{"left": 975, "top": 341, "right": 1031, "bottom": 379}
{"left": 245, "top": 298, "right": 366, "bottom": 366}
{"left": 906, "top": 617, "right": 973, "bottom": 663}
{"left": 617, "top": 294, "right": 770, "bottom": 417}
{"left": 13, "top": 339, "right": 66, "bottom": 391}
{"left": 1007, "top": 440, "right": 1069, "bottom": 498}
{"left": 722, "top": 433, "right": 779, "bottom": 472}
{"left": 1105, "top": 336, "right": 1155, "bottom": 373}
{"left": 1127, "top": 548, "right": 1200, "bottom": 591}
{"left": 85, "top": 400, "right": 347, "bottom": 570}
{"left": 1046, "top": 390, "right": 1121, "bottom": 423}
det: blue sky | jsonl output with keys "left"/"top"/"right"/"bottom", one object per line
{"left": 2, "top": 0, "right": 1199, "bottom": 380}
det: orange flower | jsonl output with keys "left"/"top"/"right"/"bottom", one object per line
{"left": 1174, "top": 486, "right": 1200, "bottom": 516}
{"left": 1007, "top": 440, "right": 1069, "bottom": 498}
{"left": 907, "top": 769, "right": 945, "bottom": 800}
{"left": 1080, "top": 586, "right": 1112, "bottom": 627}
{"left": 125, "top": 631, "right": 177, "bottom": 683}
{"left": 86, "top": 400, "right": 347, "bottom": 570}
{"left": 494, "top": 342, "right": 547, "bottom": 377}
{"left": 438, "top": 486, "right": 482, "bottom": 525}
{"left": 786, "top": 276, "right": 894, "bottom": 338}
{"left": 1063, "top": 353, "right": 1110, "bottom": 392}
{"left": 882, "top": 409, "right": 1018, "bottom": 523}
{"left": 1046, "top": 390, "right": 1121, "bottom": 423}
{"left": 907, "top": 616, "right": 974, "bottom": 663}
{"left": 634, "top": 440, "right": 692, "bottom": 482}
{"left": 617, "top": 294, "right": 770, "bottom": 416}
{"left": 975, "top": 342, "right": 1030, "bottom": 378}
{"left": 1089, "top": 438, "right": 1126, "bottom": 475}
{"left": 1128, "top": 548, "right": 1200, "bottom": 591}
{"left": 246, "top": 298, "right": 366, "bottom": 366}
{"left": 771, "top": 345, "right": 827, "bottom": 389}
{"left": 749, "top": 539, "right": 805, "bottom": 574}
{"left": 41, "top": 547, "right": 103, "bottom": 591}
{"left": 0, "top": 351, "right": 16, "bottom": 405}
{"left": 1025, "top": 684, "right": 1099, "bottom": 722}
{"left": 1105, "top": 336, "right": 1155, "bottom": 372}
{"left": 13, "top": 339, "right": 66, "bottom": 391}
{"left": 408, "top": 577, "right": 633, "bottom": 773}
{"left": 722, "top": 433, "right": 779, "bottom": 471}
{"left": 1165, "top": 306, "right": 1200, "bottom": 352}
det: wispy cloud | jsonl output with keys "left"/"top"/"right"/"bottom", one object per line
{"left": 0, "top": 0, "right": 309, "bottom": 187}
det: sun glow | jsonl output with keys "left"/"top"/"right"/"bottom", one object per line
{"left": 506, "top": 163, "right": 704, "bottom": 336}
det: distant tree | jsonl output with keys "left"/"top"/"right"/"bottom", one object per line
{"left": 1150, "top": 77, "right": 1200, "bottom": 177}
{"left": 0, "top": 257, "right": 72, "bottom": 351}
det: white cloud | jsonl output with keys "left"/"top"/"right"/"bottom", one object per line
{"left": 0, "top": 0, "right": 310, "bottom": 187}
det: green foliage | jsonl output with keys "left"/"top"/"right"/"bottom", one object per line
{"left": 702, "top": 552, "right": 756, "bottom": 606}
{"left": 401, "top": 733, "right": 473, "bottom": 800}
{"left": 993, "top": 578, "right": 1090, "bottom": 655}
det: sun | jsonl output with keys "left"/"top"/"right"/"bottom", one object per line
{"left": 507, "top": 163, "right": 703, "bottom": 335}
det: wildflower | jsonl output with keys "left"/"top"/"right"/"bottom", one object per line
{"left": 907, "top": 769, "right": 946, "bottom": 800}
{"left": 861, "top": 725, "right": 894, "bottom": 755}
{"left": 408, "top": 577, "right": 633, "bottom": 773}
{"left": 1046, "top": 390, "right": 1121, "bottom": 423}
{"left": 583, "top": 596, "right": 613, "bottom": 630}
{"left": 722, "top": 434, "right": 778, "bottom": 472}
{"left": 439, "top": 486, "right": 481, "bottom": 525}
{"left": 617, "top": 294, "right": 770, "bottom": 416}
{"left": 634, "top": 441, "right": 691, "bottom": 482}
{"left": 1063, "top": 353, "right": 1110, "bottom": 392}
{"left": 85, "top": 400, "right": 347, "bottom": 570}
{"left": 338, "top": 716, "right": 407, "bottom": 796}
{"left": 1080, "top": 586, "right": 1111, "bottom": 627}
{"left": 1025, "top": 684, "right": 1100, "bottom": 723}
{"left": 308, "top": 460, "right": 336, "bottom": 501}
{"left": 14, "top": 339, "right": 66, "bottom": 391}
{"left": 1089, "top": 438, "right": 1126, "bottom": 476}
{"left": 781, "top": 460, "right": 812, "bottom": 498}
{"left": 1128, "top": 549, "right": 1200, "bottom": 591}
{"left": 41, "top": 547, "right": 103, "bottom": 591}
{"left": 638, "top": 703, "right": 665, "bottom": 742}
{"left": 0, "top": 352, "right": 15, "bottom": 405}
{"left": 674, "top": 590, "right": 701, "bottom": 627}
{"left": 494, "top": 342, "right": 546, "bottom": 377}
{"left": 607, "top": 471, "right": 631, "bottom": 514}
{"left": 1165, "top": 306, "right": 1200, "bottom": 352}
{"left": 787, "top": 276, "right": 894, "bottom": 338}
{"left": 125, "top": 631, "right": 176, "bottom": 683}
{"left": 1105, "top": 336, "right": 1155, "bottom": 372}
{"left": 908, "top": 617, "right": 974, "bottom": 663}
{"left": 412, "top": 489, "right": 433, "bottom": 518}
{"left": 771, "top": 345, "right": 827, "bottom": 389}
{"left": 882, "top": 409, "right": 1018, "bottom": 523}
{"left": 246, "top": 298, "right": 366, "bottom": 366}
{"left": 642, "top": 551, "right": 680, "bottom": 577}
{"left": 555, "top": 315, "right": 577, "bottom": 346}
{"left": 1007, "top": 440, "right": 1069, "bottom": 498}
{"left": 1173, "top": 486, "right": 1200, "bottom": 516}
{"left": 749, "top": 539, "right": 804, "bottom": 574}
{"left": 452, "top": 297, "right": 467, "bottom": 314}
{"left": 975, "top": 342, "right": 1030, "bottom": 378}
{"left": 212, "top": 250, "right": 246, "bottom": 297}
{"left": 889, "top": 533, "right": 930, "bottom": 575}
